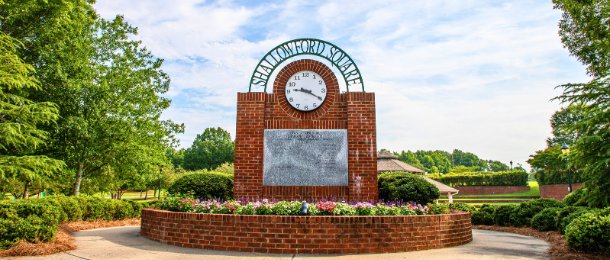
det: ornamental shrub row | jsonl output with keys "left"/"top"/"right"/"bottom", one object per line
{"left": 428, "top": 171, "right": 528, "bottom": 187}
{"left": 378, "top": 171, "right": 440, "bottom": 204}
{"left": 0, "top": 196, "right": 153, "bottom": 250}
{"left": 465, "top": 198, "right": 610, "bottom": 253}
{"left": 534, "top": 169, "right": 585, "bottom": 186}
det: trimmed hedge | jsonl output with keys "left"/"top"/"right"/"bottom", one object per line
{"left": 557, "top": 206, "right": 589, "bottom": 234}
{"left": 531, "top": 207, "right": 561, "bottom": 231}
{"left": 471, "top": 204, "right": 495, "bottom": 225}
{"left": 378, "top": 172, "right": 440, "bottom": 205}
{"left": 494, "top": 204, "right": 518, "bottom": 227}
{"left": 167, "top": 171, "right": 234, "bottom": 200}
{"left": 0, "top": 196, "right": 150, "bottom": 249}
{"left": 510, "top": 199, "right": 565, "bottom": 227}
{"left": 565, "top": 210, "right": 610, "bottom": 252}
{"left": 563, "top": 187, "right": 587, "bottom": 206}
{"left": 534, "top": 169, "right": 585, "bottom": 186}
{"left": 449, "top": 202, "right": 476, "bottom": 213}
{"left": 428, "top": 171, "right": 528, "bottom": 187}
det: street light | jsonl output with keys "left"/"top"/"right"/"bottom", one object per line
{"left": 159, "top": 168, "right": 162, "bottom": 199}
{"left": 561, "top": 142, "right": 573, "bottom": 193}
{"left": 510, "top": 161, "right": 513, "bottom": 170}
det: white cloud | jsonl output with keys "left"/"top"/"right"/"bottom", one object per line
{"left": 95, "top": 0, "right": 591, "bottom": 171}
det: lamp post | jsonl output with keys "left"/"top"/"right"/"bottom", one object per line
{"left": 561, "top": 142, "right": 573, "bottom": 193}
{"left": 510, "top": 161, "right": 513, "bottom": 170}
{"left": 159, "top": 168, "right": 162, "bottom": 199}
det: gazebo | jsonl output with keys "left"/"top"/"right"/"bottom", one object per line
{"left": 377, "top": 150, "right": 459, "bottom": 203}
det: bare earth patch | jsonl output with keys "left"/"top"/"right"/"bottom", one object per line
{"left": 473, "top": 225, "right": 610, "bottom": 260}
{"left": 0, "top": 218, "right": 141, "bottom": 257}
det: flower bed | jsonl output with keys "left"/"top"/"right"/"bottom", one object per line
{"left": 155, "top": 196, "right": 450, "bottom": 216}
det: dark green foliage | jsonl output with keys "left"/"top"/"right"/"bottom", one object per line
{"left": 449, "top": 202, "right": 476, "bottom": 213}
{"left": 534, "top": 169, "right": 585, "bottom": 186}
{"left": 0, "top": 196, "right": 146, "bottom": 249}
{"left": 428, "top": 171, "right": 528, "bottom": 187}
{"left": 565, "top": 211, "right": 610, "bottom": 252}
{"left": 378, "top": 172, "right": 440, "bottom": 205}
{"left": 511, "top": 199, "right": 565, "bottom": 227}
{"left": 167, "top": 171, "right": 234, "bottom": 200}
{"left": 563, "top": 187, "right": 587, "bottom": 206}
{"left": 427, "top": 203, "right": 450, "bottom": 214}
{"left": 531, "top": 207, "right": 561, "bottom": 231}
{"left": 556, "top": 206, "right": 589, "bottom": 234}
{"left": 471, "top": 204, "right": 496, "bottom": 225}
{"left": 494, "top": 204, "right": 518, "bottom": 227}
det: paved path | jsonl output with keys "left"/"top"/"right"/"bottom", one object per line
{"left": 8, "top": 227, "right": 549, "bottom": 260}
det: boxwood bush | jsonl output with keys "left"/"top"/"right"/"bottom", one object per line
{"left": 531, "top": 207, "right": 561, "bottom": 231}
{"left": 378, "top": 172, "right": 440, "bottom": 205}
{"left": 565, "top": 211, "right": 610, "bottom": 252}
{"left": 494, "top": 204, "right": 518, "bottom": 227}
{"left": 556, "top": 206, "right": 589, "bottom": 234}
{"left": 471, "top": 204, "right": 495, "bottom": 225}
{"left": 563, "top": 187, "right": 587, "bottom": 206}
{"left": 167, "top": 171, "right": 234, "bottom": 200}
{"left": 510, "top": 198, "right": 565, "bottom": 227}
{"left": 449, "top": 202, "right": 476, "bottom": 213}
{"left": 0, "top": 196, "right": 148, "bottom": 250}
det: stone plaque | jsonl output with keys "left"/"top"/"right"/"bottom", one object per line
{"left": 263, "top": 129, "right": 348, "bottom": 186}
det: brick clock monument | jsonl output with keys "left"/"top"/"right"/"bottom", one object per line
{"left": 235, "top": 39, "right": 377, "bottom": 201}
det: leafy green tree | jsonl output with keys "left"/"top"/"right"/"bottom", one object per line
{"left": 183, "top": 127, "right": 235, "bottom": 171}
{"left": 396, "top": 150, "right": 423, "bottom": 169}
{"left": 0, "top": 32, "right": 64, "bottom": 198}
{"left": 450, "top": 165, "right": 478, "bottom": 173}
{"left": 1, "top": 1, "right": 184, "bottom": 196}
{"left": 487, "top": 160, "right": 510, "bottom": 172}
{"left": 546, "top": 104, "right": 588, "bottom": 147}
{"left": 452, "top": 149, "right": 483, "bottom": 170}
{"left": 553, "top": 0, "right": 610, "bottom": 207}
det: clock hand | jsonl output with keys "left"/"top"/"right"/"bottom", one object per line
{"left": 297, "top": 88, "right": 323, "bottom": 101}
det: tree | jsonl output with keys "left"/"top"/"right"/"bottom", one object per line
{"left": 0, "top": 32, "right": 64, "bottom": 198}
{"left": 546, "top": 104, "right": 588, "bottom": 147}
{"left": 183, "top": 127, "right": 235, "bottom": 171}
{"left": 553, "top": 0, "right": 610, "bottom": 207}
{"left": 396, "top": 150, "right": 423, "bottom": 169}
{"left": 487, "top": 160, "right": 510, "bottom": 172}
{"left": 1, "top": 1, "right": 184, "bottom": 196}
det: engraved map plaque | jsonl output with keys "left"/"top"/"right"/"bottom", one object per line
{"left": 263, "top": 129, "right": 348, "bottom": 186}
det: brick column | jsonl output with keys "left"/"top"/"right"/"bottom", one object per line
{"left": 234, "top": 92, "right": 266, "bottom": 198}
{"left": 347, "top": 92, "right": 378, "bottom": 201}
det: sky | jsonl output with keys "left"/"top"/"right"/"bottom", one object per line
{"left": 94, "top": 0, "right": 590, "bottom": 171}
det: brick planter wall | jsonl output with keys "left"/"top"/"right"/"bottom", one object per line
{"left": 141, "top": 208, "right": 472, "bottom": 254}
{"left": 539, "top": 183, "right": 584, "bottom": 201}
{"left": 454, "top": 186, "right": 530, "bottom": 195}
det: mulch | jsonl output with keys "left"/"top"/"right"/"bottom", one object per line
{"left": 0, "top": 218, "right": 141, "bottom": 257}
{"left": 473, "top": 225, "right": 610, "bottom": 260}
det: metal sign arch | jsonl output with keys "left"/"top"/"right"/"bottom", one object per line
{"left": 248, "top": 38, "right": 365, "bottom": 92}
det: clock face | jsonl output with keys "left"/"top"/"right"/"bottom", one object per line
{"left": 284, "top": 70, "right": 327, "bottom": 112}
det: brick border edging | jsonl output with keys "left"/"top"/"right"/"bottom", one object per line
{"left": 140, "top": 208, "right": 473, "bottom": 254}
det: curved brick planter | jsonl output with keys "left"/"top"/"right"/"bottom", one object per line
{"left": 141, "top": 208, "right": 472, "bottom": 254}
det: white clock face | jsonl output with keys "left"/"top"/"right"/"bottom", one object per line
{"left": 284, "top": 70, "right": 327, "bottom": 112}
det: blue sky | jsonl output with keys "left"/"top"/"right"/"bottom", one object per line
{"left": 95, "top": 0, "right": 589, "bottom": 171}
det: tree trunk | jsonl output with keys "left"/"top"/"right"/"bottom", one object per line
{"left": 145, "top": 189, "right": 148, "bottom": 200}
{"left": 154, "top": 188, "right": 157, "bottom": 197}
{"left": 23, "top": 182, "right": 30, "bottom": 199}
{"left": 73, "top": 162, "right": 84, "bottom": 196}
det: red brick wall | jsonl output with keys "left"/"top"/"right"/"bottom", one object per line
{"left": 539, "top": 183, "right": 584, "bottom": 201}
{"left": 235, "top": 59, "right": 377, "bottom": 201}
{"left": 454, "top": 186, "right": 530, "bottom": 195}
{"left": 141, "top": 208, "right": 472, "bottom": 254}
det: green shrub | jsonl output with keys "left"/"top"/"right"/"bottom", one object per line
{"left": 427, "top": 203, "right": 450, "bottom": 214}
{"left": 48, "top": 196, "right": 83, "bottom": 222}
{"left": 449, "top": 202, "right": 476, "bottom": 213}
{"left": 511, "top": 198, "right": 565, "bottom": 227}
{"left": 378, "top": 172, "right": 440, "bottom": 205}
{"left": 428, "top": 171, "right": 528, "bottom": 187}
{"left": 471, "top": 204, "right": 495, "bottom": 225}
{"left": 494, "top": 204, "right": 518, "bottom": 226}
{"left": 531, "top": 207, "right": 561, "bottom": 231}
{"left": 167, "top": 171, "right": 234, "bottom": 200}
{"left": 563, "top": 188, "right": 587, "bottom": 206}
{"left": 556, "top": 206, "right": 589, "bottom": 234}
{"left": 0, "top": 207, "right": 58, "bottom": 249}
{"left": 565, "top": 212, "right": 610, "bottom": 252}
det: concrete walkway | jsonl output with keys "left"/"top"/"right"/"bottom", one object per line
{"left": 9, "top": 227, "right": 549, "bottom": 260}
